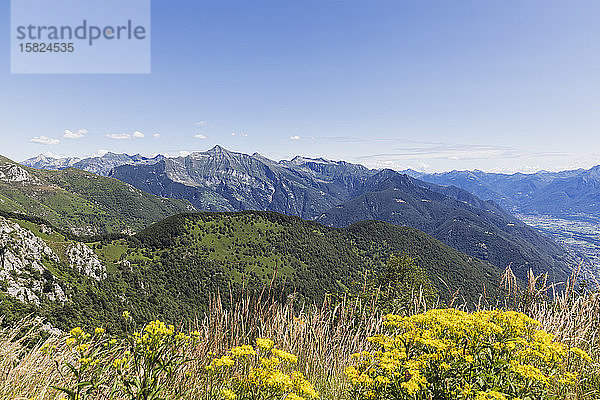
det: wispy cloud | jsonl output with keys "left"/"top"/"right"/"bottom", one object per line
{"left": 106, "top": 133, "right": 131, "bottom": 140}
{"left": 230, "top": 131, "right": 249, "bottom": 137}
{"left": 63, "top": 129, "right": 87, "bottom": 139}
{"left": 40, "top": 151, "right": 67, "bottom": 158}
{"left": 354, "top": 140, "right": 570, "bottom": 171}
{"left": 30, "top": 136, "right": 59, "bottom": 145}
{"left": 290, "top": 135, "right": 301, "bottom": 141}
{"left": 194, "top": 134, "right": 207, "bottom": 139}
{"left": 195, "top": 121, "right": 208, "bottom": 127}
{"left": 153, "top": 133, "right": 161, "bottom": 139}
{"left": 107, "top": 131, "right": 145, "bottom": 140}
{"left": 356, "top": 143, "right": 517, "bottom": 162}
{"left": 324, "top": 136, "right": 395, "bottom": 143}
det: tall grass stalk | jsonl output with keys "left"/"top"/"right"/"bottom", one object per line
{"left": 1, "top": 272, "right": 600, "bottom": 399}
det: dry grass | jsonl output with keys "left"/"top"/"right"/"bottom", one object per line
{"left": 1, "top": 273, "right": 600, "bottom": 400}
{"left": 0, "top": 291, "right": 386, "bottom": 400}
{"left": 0, "top": 320, "right": 65, "bottom": 399}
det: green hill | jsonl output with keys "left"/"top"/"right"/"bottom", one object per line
{"left": 317, "top": 171, "right": 573, "bottom": 282}
{"left": 0, "top": 155, "right": 194, "bottom": 235}
{"left": 105, "top": 147, "right": 572, "bottom": 282}
{"left": 0, "top": 211, "right": 503, "bottom": 330}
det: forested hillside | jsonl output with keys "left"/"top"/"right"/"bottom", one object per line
{"left": 0, "top": 211, "right": 503, "bottom": 331}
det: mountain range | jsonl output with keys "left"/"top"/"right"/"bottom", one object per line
{"left": 0, "top": 155, "right": 193, "bottom": 235}
{"left": 406, "top": 167, "right": 600, "bottom": 222}
{"left": 21, "top": 147, "right": 577, "bottom": 281}
{"left": 0, "top": 210, "right": 502, "bottom": 329}
{"left": 29, "top": 151, "right": 600, "bottom": 225}
{"left": 23, "top": 152, "right": 166, "bottom": 177}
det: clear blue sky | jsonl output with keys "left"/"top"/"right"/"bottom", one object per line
{"left": 2, "top": 0, "right": 600, "bottom": 172}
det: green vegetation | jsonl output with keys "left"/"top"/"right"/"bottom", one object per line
{"left": 1, "top": 282, "right": 598, "bottom": 400}
{"left": 362, "top": 254, "right": 438, "bottom": 315}
{"left": 0, "top": 206, "right": 592, "bottom": 399}
{"left": 107, "top": 147, "right": 572, "bottom": 283}
{"left": 347, "top": 309, "right": 588, "bottom": 399}
{"left": 0, "top": 211, "right": 503, "bottom": 332}
{"left": 51, "top": 320, "right": 199, "bottom": 400}
{"left": 0, "top": 155, "right": 193, "bottom": 235}
{"left": 318, "top": 185, "right": 572, "bottom": 283}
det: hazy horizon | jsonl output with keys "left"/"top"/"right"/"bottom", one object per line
{"left": 16, "top": 143, "right": 599, "bottom": 175}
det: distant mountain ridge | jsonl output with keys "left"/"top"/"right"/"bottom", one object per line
{"left": 24, "top": 145, "right": 566, "bottom": 281}
{"left": 0, "top": 155, "right": 194, "bottom": 235}
{"left": 26, "top": 151, "right": 600, "bottom": 223}
{"left": 109, "top": 146, "right": 376, "bottom": 219}
{"left": 23, "top": 152, "right": 165, "bottom": 176}
{"left": 407, "top": 167, "right": 600, "bottom": 222}
{"left": 20, "top": 146, "right": 580, "bottom": 280}
{"left": 316, "top": 169, "right": 572, "bottom": 281}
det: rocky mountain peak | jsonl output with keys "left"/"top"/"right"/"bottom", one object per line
{"left": 206, "top": 145, "right": 228, "bottom": 154}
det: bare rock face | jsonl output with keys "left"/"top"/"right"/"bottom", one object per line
{"left": 0, "top": 163, "right": 38, "bottom": 184}
{"left": 66, "top": 242, "right": 106, "bottom": 281}
{"left": 0, "top": 216, "right": 66, "bottom": 304}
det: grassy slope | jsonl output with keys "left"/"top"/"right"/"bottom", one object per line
{"left": 0, "top": 155, "right": 194, "bottom": 234}
{"left": 1, "top": 211, "right": 503, "bottom": 331}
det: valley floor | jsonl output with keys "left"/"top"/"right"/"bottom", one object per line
{"left": 517, "top": 213, "right": 600, "bottom": 279}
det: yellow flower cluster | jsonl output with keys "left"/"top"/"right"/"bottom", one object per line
{"left": 52, "top": 319, "right": 205, "bottom": 400}
{"left": 208, "top": 338, "right": 318, "bottom": 400}
{"left": 66, "top": 326, "right": 91, "bottom": 348}
{"left": 346, "top": 309, "right": 590, "bottom": 400}
{"left": 128, "top": 319, "right": 198, "bottom": 360}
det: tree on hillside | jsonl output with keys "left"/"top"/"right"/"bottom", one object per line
{"left": 374, "top": 254, "right": 438, "bottom": 315}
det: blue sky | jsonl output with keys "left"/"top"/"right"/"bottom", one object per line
{"left": 3, "top": 1, "right": 600, "bottom": 172}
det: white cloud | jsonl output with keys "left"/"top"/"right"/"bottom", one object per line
{"left": 194, "top": 134, "right": 207, "bottom": 139}
{"left": 106, "top": 131, "right": 145, "bottom": 140}
{"left": 153, "top": 133, "right": 161, "bottom": 138}
{"left": 352, "top": 140, "right": 574, "bottom": 173}
{"left": 195, "top": 121, "right": 207, "bottom": 127}
{"left": 63, "top": 129, "right": 87, "bottom": 139}
{"left": 42, "top": 151, "right": 66, "bottom": 158}
{"left": 106, "top": 133, "right": 131, "bottom": 140}
{"left": 355, "top": 143, "right": 519, "bottom": 163}
{"left": 93, "top": 149, "right": 110, "bottom": 157}
{"left": 30, "top": 136, "right": 59, "bottom": 145}
{"left": 231, "top": 132, "right": 236, "bottom": 136}
{"left": 290, "top": 135, "right": 301, "bottom": 141}
{"left": 241, "top": 132, "right": 248, "bottom": 137}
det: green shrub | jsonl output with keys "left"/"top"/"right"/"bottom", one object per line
{"left": 346, "top": 309, "right": 590, "bottom": 400}
{"left": 50, "top": 314, "right": 199, "bottom": 400}
{"left": 204, "top": 338, "right": 318, "bottom": 400}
